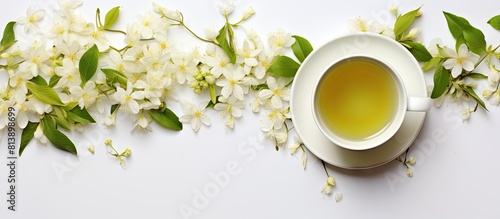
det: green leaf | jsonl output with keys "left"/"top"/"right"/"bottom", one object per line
{"left": 79, "top": 44, "right": 99, "bottom": 83}
{"left": 401, "top": 41, "right": 432, "bottom": 62}
{"left": 291, "top": 35, "right": 313, "bottom": 63}
{"left": 487, "top": 15, "right": 500, "bottom": 30}
{"left": 0, "top": 21, "right": 16, "bottom": 52}
{"left": 30, "top": 75, "right": 48, "bottom": 86}
{"left": 53, "top": 106, "right": 70, "bottom": 130}
{"left": 465, "top": 87, "right": 487, "bottom": 111}
{"left": 468, "top": 73, "right": 488, "bottom": 79}
{"left": 267, "top": 56, "right": 300, "bottom": 78}
{"left": 431, "top": 64, "right": 450, "bottom": 99}
{"left": 443, "top": 12, "right": 485, "bottom": 54}
{"left": 206, "top": 96, "right": 221, "bottom": 108}
{"left": 54, "top": 115, "right": 71, "bottom": 130}
{"left": 394, "top": 7, "right": 421, "bottom": 38}
{"left": 455, "top": 35, "right": 466, "bottom": 51}
{"left": 103, "top": 6, "right": 120, "bottom": 29}
{"left": 63, "top": 102, "right": 79, "bottom": 111}
{"left": 19, "top": 122, "right": 39, "bottom": 156}
{"left": 26, "top": 82, "right": 64, "bottom": 106}
{"left": 41, "top": 117, "right": 77, "bottom": 155}
{"left": 49, "top": 75, "right": 62, "bottom": 87}
{"left": 110, "top": 104, "right": 119, "bottom": 115}
{"left": 422, "top": 57, "right": 441, "bottom": 71}
{"left": 209, "top": 84, "right": 217, "bottom": 104}
{"left": 150, "top": 108, "right": 182, "bottom": 131}
{"left": 67, "top": 107, "right": 96, "bottom": 124}
{"left": 463, "top": 25, "right": 486, "bottom": 54}
{"left": 101, "top": 68, "right": 127, "bottom": 86}
{"left": 443, "top": 12, "right": 470, "bottom": 39}
{"left": 216, "top": 25, "right": 236, "bottom": 64}
{"left": 252, "top": 84, "right": 269, "bottom": 91}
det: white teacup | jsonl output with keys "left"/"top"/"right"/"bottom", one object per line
{"left": 312, "top": 55, "right": 430, "bottom": 151}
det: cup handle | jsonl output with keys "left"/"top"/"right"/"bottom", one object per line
{"left": 407, "top": 97, "right": 431, "bottom": 111}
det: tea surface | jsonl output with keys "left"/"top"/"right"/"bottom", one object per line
{"left": 317, "top": 60, "right": 398, "bottom": 141}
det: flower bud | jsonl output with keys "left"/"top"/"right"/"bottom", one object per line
{"left": 152, "top": 2, "right": 164, "bottom": 14}
{"left": 406, "top": 157, "right": 416, "bottom": 165}
{"left": 164, "top": 9, "right": 182, "bottom": 21}
{"left": 482, "top": 90, "right": 494, "bottom": 99}
{"left": 1, "top": 53, "right": 10, "bottom": 59}
{"left": 196, "top": 74, "right": 204, "bottom": 81}
{"left": 327, "top": 176, "right": 336, "bottom": 186}
{"left": 205, "top": 75, "right": 216, "bottom": 84}
{"left": 491, "top": 91, "right": 500, "bottom": 105}
{"left": 406, "top": 168, "right": 413, "bottom": 177}
{"left": 242, "top": 6, "right": 255, "bottom": 20}
{"left": 466, "top": 82, "right": 477, "bottom": 88}
{"left": 204, "top": 27, "right": 218, "bottom": 42}
{"left": 121, "top": 148, "right": 132, "bottom": 157}
{"left": 87, "top": 144, "right": 95, "bottom": 154}
{"left": 218, "top": 0, "right": 235, "bottom": 17}
{"left": 488, "top": 65, "right": 500, "bottom": 86}
{"left": 192, "top": 71, "right": 199, "bottom": 77}
{"left": 190, "top": 80, "right": 198, "bottom": 88}
{"left": 389, "top": 6, "right": 398, "bottom": 15}
{"left": 406, "top": 28, "right": 420, "bottom": 39}
{"left": 104, "top": 139, "right": 113, "bottom": 146}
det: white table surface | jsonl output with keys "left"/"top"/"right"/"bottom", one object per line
{"left": 1, "top": 0, "right": 499, "bottom": 218}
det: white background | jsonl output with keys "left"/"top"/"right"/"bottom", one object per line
{"left": 1, "top": 0, "right": 500, "bottom": 218}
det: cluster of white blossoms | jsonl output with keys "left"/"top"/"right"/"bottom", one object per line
{"left": 0, "top": 0, "right": 303, "bottom": 154}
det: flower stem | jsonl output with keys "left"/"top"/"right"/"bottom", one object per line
{"left": 95, "top": 9, "right": 103, "bottom": 29}
{"left": 180, "top": 22, "right": 216, "bottom": 44}
{"left": 475, "top": 45, "right": 500, "bottom": 68}
{"left": 321, "top": 160, "right": 330, "bottom": 177}
{"left": 105, "top": 29, "right": 127, "bottom": 35}
{"left": 109, "top": 45, "right": 129, "bottom": 53}
{"left": 162, "top": 12, "right": 216, "bottom": 44}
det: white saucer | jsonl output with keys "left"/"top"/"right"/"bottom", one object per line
{"left": 290, "top": 33, "right": 428, "bottom": 169}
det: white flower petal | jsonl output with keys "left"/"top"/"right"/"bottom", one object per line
{"left": 17, "top": 112, "right": 28, "bottom": 129}
{"left": 444, "top": 47, "right": 457, "bottom": 58}
{"left": 179, "top": 115, "right": 193, "bottom": 123}
{"left": 233, "top": 85, "right": 244, "bottom": 100}
{"left": 232, "top": 107, "right": 242, "bottom": 118}
{"left": 457, "top": 44, "right": 469, "bottom": 57}
{"left": 266, "top": 77, "right": 278, "bottom": 90}
{"left": 191, "top": 118, "right": 201, "bottom": 132}
{"left": 451, "top": 65, "right": 462, "bottom": 78}
{"left": 270, "top": 95, "right": 283, "bottom": 109}
{"left": 214, "top": 103, "right": 227, "bottom": 111}
{"left": 198, "top": 101, "right": 210, "bottom": 110}
{"left": 200, "top": 115, "right": 211, "bottom": 126}
{"left": 244, "top": 58, "right": 258, "bottom": 66}
{"left": 180, "top": 100, "right": 195, "bottom": 114}
{"left": 258, "top": 89, "right": 273, "bottom": 99}
{"left": 442, "top": 59, "right": 457, "bottom": 70}
{"left": 221, "top": 86, "right": 232, "bottom": 98}
{"left": 466, "top": 52, "right": 480, "bottom": 63}
{"left": 462, "top": 61, "right": 475, "bottom": 72}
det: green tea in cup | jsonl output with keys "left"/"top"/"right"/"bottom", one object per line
{"left": 312, "top": 55, "right": 430, "bottom": 150}
{"left": 316, "top": 59, "right": 398, "bottom": 140}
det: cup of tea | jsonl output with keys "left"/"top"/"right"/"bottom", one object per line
{"left": 312, "top": 55, "right": 431, "bottom": 150}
